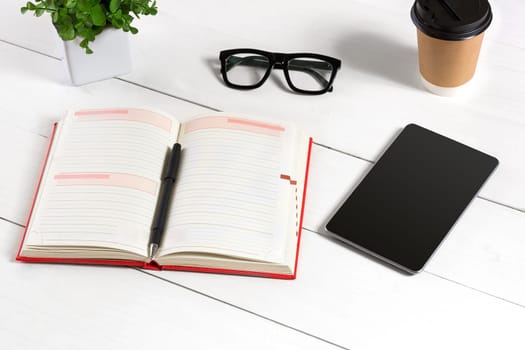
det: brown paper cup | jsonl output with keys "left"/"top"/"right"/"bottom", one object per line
{"left": 411, "top": 0, "right": 492, "bottom": 96}
{"left": 416, "top": 30, "right": 485, "bottom": 95}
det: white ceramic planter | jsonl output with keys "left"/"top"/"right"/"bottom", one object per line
{"left": 62, "top": 28, "right": 132, "bottom": 86}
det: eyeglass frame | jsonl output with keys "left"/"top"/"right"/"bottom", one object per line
{"left": 219, "top": 48, "right": 342, "bottom": 95}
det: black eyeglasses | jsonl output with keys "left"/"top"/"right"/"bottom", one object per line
{"left": 219, "top": 49, "right": 341, "bottom": 95}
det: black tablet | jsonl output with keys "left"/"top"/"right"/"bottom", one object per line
{"left": 325, "top": 124, "right": 498, "bottom": 273}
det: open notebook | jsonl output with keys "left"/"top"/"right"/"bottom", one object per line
{"left": 17, "top": 108, "right": 312, "bottom": 279}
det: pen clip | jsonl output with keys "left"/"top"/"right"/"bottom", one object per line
{"left": 164, "top": 143, "right": 182, "bottom": 181}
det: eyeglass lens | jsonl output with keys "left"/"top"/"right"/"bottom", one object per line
{"left": 225, "top": 53, "right": 270, "bottom": 86}
{"left": 287, "top": 58, "right": 334, "bottom": 92}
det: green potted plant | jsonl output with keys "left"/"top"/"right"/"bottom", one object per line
{"left": 21, "top": 0, "right": 158, "bottom": 85}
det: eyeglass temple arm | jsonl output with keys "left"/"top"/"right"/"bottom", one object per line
{"left": 225, "top": 56, "right": 334, "bottom": 91}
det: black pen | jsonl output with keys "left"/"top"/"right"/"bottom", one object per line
{"left": 148, "top": 143, "right": 182, "bottom": 260}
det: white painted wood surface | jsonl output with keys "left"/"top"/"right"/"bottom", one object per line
{"left": 0, "top": 221, "right": 337, "bottom": 350}
{"left": 0, "top": 0, "right": 524, "bottom": 349}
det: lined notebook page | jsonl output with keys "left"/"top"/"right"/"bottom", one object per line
{"left": 24, "top": 109, "right": 179, "bottom": 257}
{"left": 159, "top": 116, "right": 301, "bottom": 262}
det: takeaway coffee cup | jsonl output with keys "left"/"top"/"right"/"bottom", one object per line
{"left": 411, "top": 0, "right": 492, "bottom": 96}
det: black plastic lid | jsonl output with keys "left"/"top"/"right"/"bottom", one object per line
{"left": 411, "top": 0, "right": 492, "bottom": 40}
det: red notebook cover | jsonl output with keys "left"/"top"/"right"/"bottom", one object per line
{"left": 16, "top": 124, "right": 312, "bottom": 279}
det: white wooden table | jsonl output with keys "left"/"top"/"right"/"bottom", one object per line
{"left": 1, "top": 1, "right": 524, "bottom": 349}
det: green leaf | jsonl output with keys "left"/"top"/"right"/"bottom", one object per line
{"left": 65, "top": 0, "right": 76, "bottom": 9}
{"left": 129, "top": 26, "right": 138, "bottom": 34}
{"left": 20, "top": 7, "right": 28, "bottom": 14}
{"left": 90, "top": 4, "right": 106, "bottom": 26}
{"left": 46, "top": 0, "right": 57, "bottom": 10}
{"left": 77, "top": 0, "right": 90, "bottom": 12}
{"left": 149, "top": 1, "right": 158, "bottom": 15}
{"left": 93, "top": 26, "right": 105, "bottom": 35}
{"left": 109, "top": 0, "right": 121, "bottom": 13}
{"left": 59, "top": 24, "right": 75, "bottom": 40}
{"left": 79, "top": 39, "right": 93, "bottom": 54}
{"left": 35, "top": 8, "right": 45, "bottom": 17}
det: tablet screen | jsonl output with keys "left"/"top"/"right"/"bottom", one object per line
{"left": 325, "top": 124, "right": 498, "bottom": 273}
